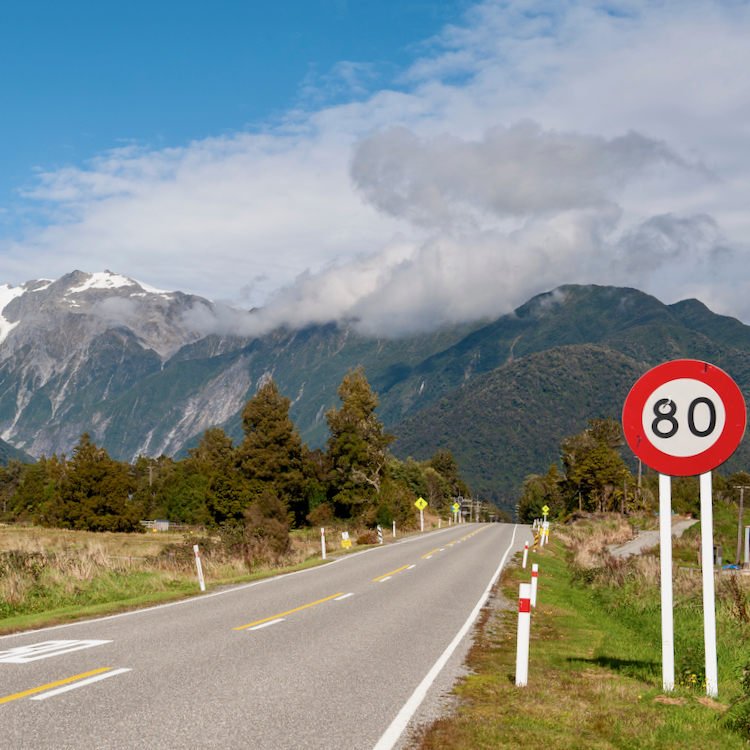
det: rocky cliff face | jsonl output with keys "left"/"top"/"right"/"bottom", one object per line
{"left": 0, "top": 271, "right": 241, "bottom": 458}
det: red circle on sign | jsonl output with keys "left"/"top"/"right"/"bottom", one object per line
{"left": 622, "top": 360, "right": 746, "bottom": 476}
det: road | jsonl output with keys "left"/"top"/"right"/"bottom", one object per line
{"left": 607, "top": 518, "right": 698, "bottom": 558}
{"left": 0, "top": 522, "right": 530, "bottom": 750}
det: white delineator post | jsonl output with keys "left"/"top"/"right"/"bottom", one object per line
{"left": 321, "top": 528, "right": 326, "bottom": 560}
{"left": 516, "top": 583, "right": 531, "bottom": 687}
{"left": 700, "top": 471, "right": 719, "bottom": 697}
{"left": 377, "top": 525, "right": 383, "bottom": 545}
{"left": 745, "top": 525, "right": 750, "bottom": 566}
{"left": 393, "top": 520, "right": 396, "bottom": 538}
{"left": 420, "top": 509, "right": 424, "bottom": 532}
{"left": 531, "top": 563, "right": 538, "bottom": 607}
{"left": 193, "top": 545, "right": 206, "bottom": 592}
{"left": 659, "top": 474, "right": 675, "bottom": 692}
{"left": 522, "top": 541, "right": 529, "bottom": 569}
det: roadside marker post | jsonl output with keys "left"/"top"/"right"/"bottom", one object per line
{"left": 531, "top": 563, "right": 538, "bottom": 607}
{"left": 515, "top": 583, "right": 531, "bottom": 687}
{"left": 377, "top": 525, "right": 383, "bottom": 545}
{"left": 623, "top": 359, "right": 746, "bottom": 696}
{"left": 192, "top": 545, "right": 206, "bottom": 592}
{"left": 321, "top": 528, "right": 326, "bottom": 559}
{"left": 393, "top": 520, "right": 396, "bottom": 538}
{"left": 522, "top": 541, "right": 529, "bottom": 569}
{"left": 745, "top": 526, "right": 750, "bottom": 567}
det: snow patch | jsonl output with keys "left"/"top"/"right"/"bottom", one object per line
{"left": 31, "top": 281, "right": 53, "bottom": 292}
{"left": 66, "top": 271, "right": 137, "bottom": 295}
{"left": 0, "top": 283, "right": 25, "bottom": 345}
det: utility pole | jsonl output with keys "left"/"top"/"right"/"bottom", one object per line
{"left": 734, "top": 485, "right": 750, "bottom": 564}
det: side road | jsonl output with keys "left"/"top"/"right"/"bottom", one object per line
{"left": 607, "top": 517, "right": 698, "bottom": 558}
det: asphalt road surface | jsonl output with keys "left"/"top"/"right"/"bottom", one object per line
{"left": 0, "top": 522, "right": 530, "bottom": 750}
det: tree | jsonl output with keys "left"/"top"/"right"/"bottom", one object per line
{"left": 326, "top": 366, "right": 395, "bottom": 510}
{"left": 43, "top": 434, "right": 140, "bottom": 531}
{"left": 561, "top": 419, "right": 632, "bottom": 512}
{"left": 235, "top": 379, "right": 306, "bottom": 519}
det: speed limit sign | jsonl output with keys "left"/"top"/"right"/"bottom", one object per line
{"left": 623, "top": 360, "right": 747, "bottom": 476}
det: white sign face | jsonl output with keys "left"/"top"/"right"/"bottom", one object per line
{"left": 641, "top": 378, "right": 726, "bottom": 458}
{"left": 0, "top": 640, "right": 111, "bottom": 663}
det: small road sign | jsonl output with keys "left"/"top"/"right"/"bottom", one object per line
{"left": 451, "top": 502, "right": 460, "bottom": 512}
{"left": 622, "top": 359, "right": 746, "bottom": 476}
{"left": 541, "top": 505, "right": 549, "bottom": 515}
{"left": 415, "top": 497, "right": 427, "bottom": 510}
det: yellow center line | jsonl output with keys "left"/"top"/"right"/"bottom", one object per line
{"left": 372, "top": 565, "right": 410, "bottom": 582}
{"left": 421, "top": 548, "right": 441, "bottom": 559}
{"left": 234, "top": 593, "right": 344, "bottom": 630}
{"left": 0, "top": 668, "right": 111, "bottom": 706}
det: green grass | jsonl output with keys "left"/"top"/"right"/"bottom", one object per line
{"left": 413, "top": 533, "right": 750, "bottom": 750}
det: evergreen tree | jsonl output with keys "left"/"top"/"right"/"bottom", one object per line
{"left": 43, "top": 434, "right": 140, "bottom": 531}
{"left": 326, "top": 366, "right": 395, "bottom": 510}
{"left": 235, "top": 379, "right": 306, "bottom": 518}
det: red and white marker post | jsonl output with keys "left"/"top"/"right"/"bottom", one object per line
{"left": 522, "top": 541, "right": 529, "bottom": 569}
{"left": 516, "top": 583, "right": 531, "bottom": 687}
{"left": 193, "top": 544, "right": 206, "bottom": 592}
{"left": 623, "top": 360, "right": 746, "bottom": 696}
{"left": 531, "top": 563, "right": 538, "bottom": 607}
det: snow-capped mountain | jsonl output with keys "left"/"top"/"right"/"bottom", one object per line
{"left": 0, "top": 270, "right": 254, "bottom": 458}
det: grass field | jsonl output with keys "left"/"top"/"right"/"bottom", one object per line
{"left": 411, "top": 514, "right": 750, "bottom": 750}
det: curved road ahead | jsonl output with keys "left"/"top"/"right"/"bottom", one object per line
{"left": 1, "top": 523, "right": 530, "bottom": 750}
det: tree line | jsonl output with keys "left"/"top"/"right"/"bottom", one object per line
{"left": 518, "top": 416, "right": 750, "bottom": 522}
{"left": 0, "top": 367, "right": 476, "bottom": 533}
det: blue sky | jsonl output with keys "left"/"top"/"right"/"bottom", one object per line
{"left": 3, "top": 0, "right": 750, "bottom": 336}
{"left": 0, "top": 1, "right": 465, "bottom": 204}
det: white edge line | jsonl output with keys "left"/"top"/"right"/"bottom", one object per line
{"left": 248, "top": 618, "right": 285, "bottom": 631}
{"left": 407, "top": 565, "right": 416, "bottom": 570}
{"left": 30, "top": 668, "right": 132, "bottom": 700}
{"left": 334, "top": 593, "right": 354, "bottom": 600}
{"left": 371, "top": 524, "right": 519, "bottom": 750}
{"left": 379, "top": 576, "right": 392, "bottom": 583}
{"left": 425, "top": 555, "right": 433, "bottom": 559}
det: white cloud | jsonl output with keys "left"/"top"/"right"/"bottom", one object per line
{"left": 4, "top": 0, "right": 750, "bottom": 334}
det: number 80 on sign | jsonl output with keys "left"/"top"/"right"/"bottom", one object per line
{"left": 622, "top": 360, "right": 746, "bottom": 476}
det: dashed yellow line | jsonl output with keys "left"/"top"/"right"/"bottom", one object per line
{"left": 372, "top": 565, "right": 410, "bottom": 582}
{"left": 421, "top": 548, "right": 441, "bottom": 559}
{"left": 234, "top": 593, "right": 344, "bottom": 630}
{"left": 0, "top": 668, "right": 112, "bottom": 706}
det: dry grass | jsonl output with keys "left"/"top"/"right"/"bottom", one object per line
{"left": 0, "top": 524, "right": 186, "bottom": 557}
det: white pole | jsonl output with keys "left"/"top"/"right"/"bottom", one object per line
{"left": 515, "top": 583, "right": 531, "bottom": 687}
{"left": 393, "top": 520, "right": 396, "bottom": 538}
{"left": 531, "top": 563, "right": 538, "bottom": 607}
{"left": 321, "top": 528, "right": 326, "bottom": 560}
{"left": 659, "top": 473, "right": 675, "bottom": 692}
{"left": 700, "top": 471, "right": 719, "bottom": 697}
{"left": 522, "top": 541, "right": 529, "bottom": 569}
{"left": 193, "top": 545, "right": 206, "bottom": 592}
{"left": 420, "top": 509, "right": 424, "bottom": 532}
{"left": 744, "top": 525, "right": 749, "bottom": 566}
{"left": 439, "top": 518, "right": 441, "bottom": 528}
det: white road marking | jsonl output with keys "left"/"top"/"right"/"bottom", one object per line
{"left": 248, "top": 618, "right": 285, "bottom": 631}
{"left": 0, "top": 641, "right": 111, "bottom": 663}
{"left": 372, "top": 525, "right": 519, "bottom": 750}
{"left": 425, "top": 555, "right": 433, "bottom": 559}
{"left": 407, "top": 565, "right": 416, "bottom": 570}
{"left": 379, "top": 577, "right": 392, "bottom": 583}
{"left": 30, "top": 669, "right": 131, "bottom": 700}
{"left": 334, "top": 593, "right": 354, "bottom": 600}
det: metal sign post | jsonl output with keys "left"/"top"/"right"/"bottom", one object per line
{"left": 623, "top": 359, "right": 746, "bottom": 696}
